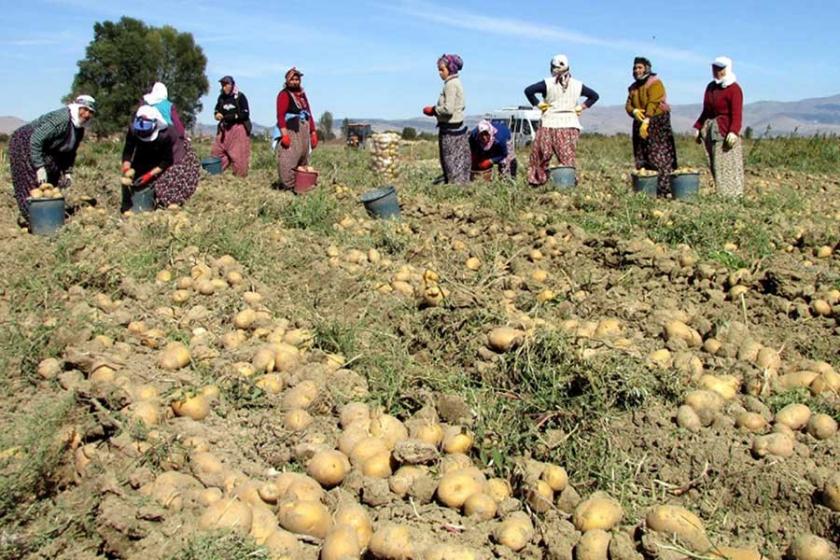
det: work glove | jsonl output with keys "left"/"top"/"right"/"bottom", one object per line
{"left": 36, "top": 167, "right": 48, "bottom": 185}
{"left": 694, "top": 129, "right": 703, "bottom": 144}
{"left": 640, "top": 119, "right": 650, "bottom": 139}
{"left": 310, "top": 131, "right": 318, "bottom": 149}
{"left": 476, "top": 159, "right": 492, "bottom": 170}
{"left": 280, "top": 134, "right": 291, "bottom": 149}
{"left": 537, "top": 101, "right": 550, "bottom": 113}
{"left": 574, "top": 104, "right": 584, "bottom": 116}
{"left": 60, "top": 173, "right": 73, "bottom": 188}
{"left": 632, "top": 108, "right": 646, "bottom": 122}
{"left": 422, "top": 106, "right": 435, "bottom": 116}
{"left": 134, "top": 171, "right": 156, "bottom": 187}
{"left": 724, "top": 132, "right": 738, "bottom": 149}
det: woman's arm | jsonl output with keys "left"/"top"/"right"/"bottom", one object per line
{"left": 580, "top": 85, "right": 599, "bottom": 108}
{"left": 524, "top": 81, "right": 547, "bottom": 106}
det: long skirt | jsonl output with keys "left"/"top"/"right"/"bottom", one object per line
{"left": 121, "top": 141, "right": 200, "bottom": 212}
{"left": 211, "top": 123, "right": 251, "bottom": 177}
{"left": 9, "top": 124, "right": 74, "bottom": 219}
{"left": 438, "top": 128, "right": 470, "bottom": 184}
{"left": 499, "top": 139, "right": 518, "bottom": 177}
{"left": 275, "top": 126, "right": 311, "bottom": 189}
{"left": 702, "top": 119, "right": 744, "bottom": 197}
{"left": 527, "top": 127, "right": 580, "bottom": 186}
{"left": 633, "top": 113, "right": 678, "bottom": 196}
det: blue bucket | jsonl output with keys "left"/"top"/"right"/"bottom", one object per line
{"left": 360, "top": 186, "right": 400, "bottom": 220}
{"left": 131, "top": 186, "right": 156, "bottom": 213}
{"left": 671, "top": 173, "right": 700, "bottom": 200}
{"left": 632, "top": 174, "right": 658, "bottom": 197}
{"left": 201, "top": 157, "right": 222, "bottom": 175}
{"left": 549, "top": 166, "right": 576, "bottom": 189}
{"left": 29, "top": 197, "right": 66, "bottom": 235}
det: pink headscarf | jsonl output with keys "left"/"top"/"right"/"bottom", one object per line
{"left": 476, "top": 120, "right": 497, "bottom": 151}
{"left": 437, "top": 54, "right": 464, "bottom": 76}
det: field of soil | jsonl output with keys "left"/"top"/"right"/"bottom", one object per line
{"left": 0, "top": 134, "right": 838, "bottom": 560}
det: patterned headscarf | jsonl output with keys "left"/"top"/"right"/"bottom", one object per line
{"left": 437, "top": 54, "right": 464, "bottom": 76}
{"left": 476, "top": 119, "right": 497, "bottom": 151}
{"left": 285, "top": 67, "right": 304, "bottom": 88}
{"left": 551, "top": 54, "right": 571, "bottom": 91}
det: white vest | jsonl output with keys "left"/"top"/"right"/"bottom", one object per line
{"left": 541, "top": 77, "right": 583, "bottom": 129}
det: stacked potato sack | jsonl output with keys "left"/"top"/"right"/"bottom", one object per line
{"left": 370, "top": 133, "right": 401, "bottom": 181}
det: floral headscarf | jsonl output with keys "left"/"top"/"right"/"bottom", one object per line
{"left": 437, "top": 54, "right": 464, "bottom": 76}
{"left": 551, "top": 54, "right": 571, "bottom": 91}
{"left": 476, "top": 120, "right": 497, "bottom": 151}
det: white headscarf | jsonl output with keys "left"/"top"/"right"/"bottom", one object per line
{"left": 135, "top": 105, "right": 169, "bottom": 142}
{"left": 143, "top": 82, "right": 168, "bottom": 105}
{"left": 712, "top": 56, "right": 737, "bottom": 88}
{"left": 550, "top": 54, "right": 571, "bottom": 90}
{"left": 68, "top": 95, "right": 96, "bottom": 128}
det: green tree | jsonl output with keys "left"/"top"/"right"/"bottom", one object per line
{"left": 318, "top": 111, "right": 335, "bottom": 140}
{"left": 340, "top": 118, "right": 350, "bottom": 140}
{"left": 69, "top": 17, "right": 209, "bottom": 135}
{"left": 401, "top": 127, "right": 417, "bottom": 140}
{"left": 743, "top": 126, "right": 754, "bottom": 140}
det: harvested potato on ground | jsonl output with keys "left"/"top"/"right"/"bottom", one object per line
{"left": 806, "top": 414, "right": 837, "bottom": 440}
{"left": 787, "top": 534, "right": 835, "bottom": 560}
{"left": 198, "top": 498, "right": 253, "bottom": 535}
{"left": 276, "top": 498, "right": 331, "bottom": 539}
{"left": 437, "top": 470, "right": 484, "bottom": 509}
{"left": 752, "top": 433, "right": 795, "bottom": 458}
{"left": 823, "top": 473, "right": 840, "bottom": 511}
{"left": 334, "top": 502, "right": 373, "bottom": 548}
{"left": 171, "top": 394, "right": 210, "bottom": 421}
{"left": 422, "top": 544, "right": 483, "bottom": 560}
{"left": 775, "top": 403, "right": 811, "bottom": 431}
{"left": 463, "top": 493, "right": 497, "bottom": 520}
{"left": 369, "top": 524, "right": 416, "bottom": 560}
{"left": 487, "top": 327, "right": 525, "bottom": 352}
{"left": 575, "top": 529, "right": 611, "bottom": 560}
{"left": 321, "top": 525, "right": 362, "bottom": 560}
{"left": 573, "top": 492, "right": 623, "bottom": 531}
{"left": 307, "top": 450, "right": 351, "bottom": 488}
{"left": 645, "top": 504, "right": 711, "bottom": 552}
{"left": 494, "top": 512, "right": 534, "bottom": 552}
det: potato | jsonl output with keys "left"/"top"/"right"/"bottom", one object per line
{"left": 752, "top": 433, "right": 795, "bottom": 458}
{"left": 439, "top": 453, "right": 473, "bottom": 475}
{"left": 787, "top": 534, "right": 835, "bottom": 560}
{"left": 422, "top": 544, "right": 482, "bottom": 560}
{"left": 810, "top": 370, "right": 840, "bottom": 394}
{"left": 159, "top": 342, "right": 191, "bottom": 370}
{"left": 594, "top": 318, "right": 622, "bottom": 339}
{"left": 283, "top": 380, "right": 319, "bottom": 410}
{"left": 442, "top": 427, "right": 474, "bottom": 454}
{"left": 147, "top": 471, "right": 202, "bottom": 510}
{"left": 465, "top": 257, "right": 481, "bottom": 271}
{"left": 575, "top": 529, "right": 611, "bottom": 560}
{"left": 525, "top": 480, "right": 554, "bottom": 513}
{"left": 389, "top": 465, "right": 426, "bottom": 497}
{"left": 494, "top": 512, "right": 534, "bottom": 551}
{"left": 437, "top": 470, "right": 484, "bottom": 509}
{"left": 171, "top": 289, "right": 191, "bottom": 304}
{"left": 645, "top": 504, "right": 710, "bottom": 552}
{"left": 369, "top": 412, "right": 409, "bottom": 449}
{"left": 284, "top": 476, "right": 325, "bottom": 503}
{"left": 198, "top": 498, "right": 253, "bottom": 535}
{"left": 255, "top": 373, "right": 283, "bottom": 394}
{"left": 321, "top": 524, "right": 362, "bottom": 560}
{"left": 683, "top": 390, "right": 724, "bottom": 426}
{"left": 340, "top": 402, "right": 371, "bottom": 428}
{"left": 487, "top": 327, "right": 525, "bottom": 352}
{"left": 463, "top": 492, "right": 497, "bottom": 520}
{"left": 573, "top": 493, "right": 623, "bottom": 531}
{"left": 350, "top": 437, "right": 389, "bottom": 467}
{"left": 129, "top": 401, "right": 160, "bottom": 426}
{"left": 737, "top": 340, "right": 762, "bottom": 363}
{"left": 807, "top": 414, "right": 838, "bottom": 440}
{"left": 776, "top": 371, "right": 819, "bottom": 391}
{"left": 197, "top": 487, "right": 223, "bottom": 507}
{"left": 284, "top": 408, "right": 313, "bottom": 431}
{"left": 775, "top": 403, "right": 811, "bottom": 431}
{"left": 648, "top": 348, "right": 672, "bottom": 368}
{"left": 252, "top": 347, "right": 276, "bottom": 373}
{"left": 822, "top": 472, "right": 840, "bottom": 511}
{"left": 539, "top": 464, "right": 568, "bottom": 492}
{"left": 487, "top": 478, "right": 512, "bottom": 502}
{"left": 409, "top": 419, "right": 445, "bottom": 447}
{"left": 735, "top": 412, "right": 768, "bottom": 433}
{"left": 171, "top": 394, "right": 210, "bottom": 421}
{"left": 307, "top": 450, "right": 351, "bottom": 488}
{"left": 249, "top": 503, "right": 281, "bottom": 544}
{"left": 362, "top": 451, "right": 394, "bottom": 478}
{"left": 263, "top": 529, "right": 301, "bottom": 556}
{"left": 334, "top": 502, "right": 372, "bottom": 548}
{"left": 234, "top": 308, "right": 257, "bottom": 330}
{"left": 698, "top": 374, "right": 740, "bottom": 400}
{"left": 663, "top": 320, "right": 702, "bottom": 347}
{"left": 277, "top": 499, "right": 331, "bottom": 539}
{"left": 369, "top": 524, "right": 416, "bottom": 560}
{"left": 339, "top": 425, "right": 371, "bottom": 456}
{"left": 37, "top": 358, "right": 61, "bottom": 380}
{"left": 676, "top": 405, "right": 702, "bottom": 432}
{"left": 755, "top": 347, "right": 781, "bottom": 370}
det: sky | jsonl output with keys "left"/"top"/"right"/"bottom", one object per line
{"left": 4, "top": 0, "right": 840, "bottom": 126}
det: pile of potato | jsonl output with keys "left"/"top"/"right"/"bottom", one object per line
{"left": 28, "top": 183, "right": 63, "bottom": 200}
{"left": 370, "top": 133, "right": 401, "bottom": 181}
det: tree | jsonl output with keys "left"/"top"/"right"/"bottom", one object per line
{"left": 318, "top": 111, "right": 335, "bottom": 141}
{"left": 743, "top": 126, "right": 754, "bottom": 140}
{"left": 340, "top": 118, "right": 350, "bottom": 140}
{"left": 68, "top": 17, "right": 208, "bottom": 135}
{"left": 401, "top": 127, "right": 417, "bottom": 140}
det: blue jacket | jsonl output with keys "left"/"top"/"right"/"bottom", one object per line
{"left": 469, "top": 123, "right": 511, "bottom": 163}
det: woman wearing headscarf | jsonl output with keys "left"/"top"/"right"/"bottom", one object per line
{"left": 143, "top": 82, "right": 186, "bottom": 139}
{"left": 524, "top": 54, "right": 599, "bottom": 186}
{"left": 694, "top": 56, "right": 744, "bottom": 197}
{"left": 626, "top": 57, "right": 678, "bottom": 196}
{"left": 275, "top": 67, "right": 318, "bottom": 190}
{"left": 8, "top": 95, "right": 95, "bottom": 220}
{"left": 120, "top": 105, "right": 200, "bottom": 211}
{"left": 210, "top": 75, "right": 252, "bottom": 177}
{"left": 423, "top": 54, "right": 470, "bottom": 184}
{"left": 468, "top": 120, "right": 517, "bottom": 178}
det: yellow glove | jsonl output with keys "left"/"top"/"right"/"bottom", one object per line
{"left": 724, "top": 132, "right": 738, "bottom": 149}
{"left": 574, "top": 104, "right": 584, "bottom": 116}
{"left": 538, "top": 101, "right": 550, "bottom": 113}
{"left": 640, "top": 119, "right": 650, "bottom": 139}
{"left": 632, "top": 108, "right": 646, "bottom": 122}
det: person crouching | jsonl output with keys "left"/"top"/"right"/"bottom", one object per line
{"left": 469, "top": 120, "right": 517, "bottom": 179}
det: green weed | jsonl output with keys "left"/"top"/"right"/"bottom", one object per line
{"left": 167, "top": 531, "right": 269, "bottom": 560}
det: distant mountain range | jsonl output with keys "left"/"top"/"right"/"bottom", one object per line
{"left": 4, "top": 94, "right": 840, "bottom": 137}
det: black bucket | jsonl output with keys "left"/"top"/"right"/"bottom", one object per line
{"left": 131, "top": 186, "right": 156, "bottom": 213}
{"left": 632, "top": 174, "right": 658, "bottom": 197}
{"left": 360, "top": 186, "right": 400, "bottom": 220}
{"left": 29, "top": 197, "right": 66, "bottom": 235}
{"left": 671, "top": 173, "right": 700, "bottom": 200}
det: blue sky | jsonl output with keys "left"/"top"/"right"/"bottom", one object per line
{"left": 4, "top": 0, "right": 840, "bottom": 125}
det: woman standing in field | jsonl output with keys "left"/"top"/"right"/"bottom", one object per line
{"left": 120, "top": 105, "right": 200, "bottom": 211}
{"left": 694, "top": 56, "right": 744, "bottom": 197}
{"left": 210, "top": 75, "right": 252, "bottom": 177}
{"left": 626, "top": 57, "right": 678, "bottom": 196}
{"left": 468, "top": 119, "right": 517, "bottom": 178}
{"left": 524, "top": 54, "right": 599, "bottom": 186}
{"left": 275, "top": 67, "right": 318, "bottom": 190}
{"left": 423, "top": 54, "right": 470, "bottom": 184}
{"left": 8, "top": 95, "right": 96, "bottom": 220}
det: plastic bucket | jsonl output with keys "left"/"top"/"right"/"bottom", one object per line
{"left": 471, "top": 168, "right": 493, "bottom": 183}
{"left": 360, "top": 186, "right": 400, "bottom": 220}
{"left": 632, "top": 174, "right": 659, "bottom": 197}
{"left": 29, "top": 197, "right": 65, "bottom": 235}
{"left": 549, "top": 166, "right": 576, "bottom": 189}
{"left": 131, "top": 186, "right": 156, "bottom": 213}
{"left": 201, "top": 157, "right": 222, "bottom": 175}
{"left": 293, "top": 168, "right": 319, "bottom": 194}
{"left": 671, "top": 173, "right": 700, "bottom": 200}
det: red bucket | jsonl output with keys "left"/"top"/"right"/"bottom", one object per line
{"left": 470, "top": 168, "right": 493, "bottom": 183}
{"left": 293, "top": 168, "right": 319, "bottom": 194}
